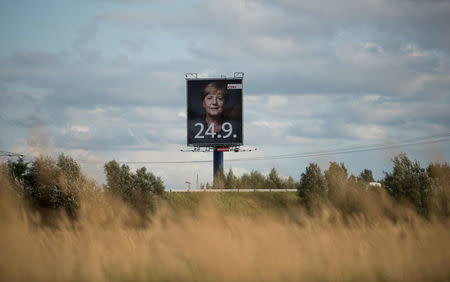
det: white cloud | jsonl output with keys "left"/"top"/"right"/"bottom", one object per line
{"left": 266, "top": 96, "right": 288, "bottom": 108}
{"left": 71, "top": 125, "right": 89, "bottom": 133}
{"left": 285, "top": 135, "right": 311, "bottom": 144}
{"left": 1, "top": 0, "right": 450, "bottom": 186}
{"left": 252, "top": 120, "right": 288, "bottom": 129}
{"left": 341, "top": 123, "right": 388, "bottom": 140}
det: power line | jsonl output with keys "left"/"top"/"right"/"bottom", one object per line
{"left": 227, "top": 135, "right": 450, "bottom": 162}
{"left": 2, "top": 133, "right": 449, "bottom": 165}
{"left": 74, "top": 132, "right": 450, "bottom": 165}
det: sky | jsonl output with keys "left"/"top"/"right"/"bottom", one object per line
{"left": 1, "top": 0, "right": 449, "bottom": 189}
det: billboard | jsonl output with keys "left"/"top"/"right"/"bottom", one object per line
{"left": 187, "top": 78, "right": 243, "bottom": 147}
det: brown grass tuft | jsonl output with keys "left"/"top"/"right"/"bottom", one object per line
{"left": 1, "top": 167, "right": 449, "bottom": 281}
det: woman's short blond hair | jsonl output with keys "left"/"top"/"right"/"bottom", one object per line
{"left": 201, "top": 82, "right": 228, "bottom": 103}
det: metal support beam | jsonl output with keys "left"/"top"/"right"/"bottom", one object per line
{"left": 213, "top": 148, "right": 223, "bottom": 180}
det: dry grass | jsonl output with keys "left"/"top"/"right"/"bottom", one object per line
{"left": 1, "top": 168, "right": 449, "bottom": 281}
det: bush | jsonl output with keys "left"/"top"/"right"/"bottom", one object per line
{"left": 298, "top": 163, "right": 327, "bottom": 206}
{"left": 6, "top": 154, "right": 82, "bottom": 221}
{"left": 358, "top": 169, "right": 375, "bottom": 183}
{"left": 104, "top": 161, "right": 165, "bottom": 218}
{"left": 225, "top": 168, "right": 237, "bottom": 189}
{"left": 266, "top": 168, "right": 283, "bottom": 189}
{"left": 324, "top": 162, "right": 349, "bottom": 203}
{"left": 383, "top": 153, "right": 431, "bottom": 216}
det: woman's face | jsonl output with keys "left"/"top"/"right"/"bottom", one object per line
{"left": 202, "top": 90, "right": 224, "bottom": 118}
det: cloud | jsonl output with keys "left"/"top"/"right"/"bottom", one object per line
{"left": 121, "top": 38, "right": 146, "bottom": 53}
{"left": 104, "top": 0, "right": 450, "bottom": 53}
{"left": 1, "top": 0, "right": 449, "bottom": 187}
{"left": 70, "top": 125, "right": 90, "bottom": 133}
{"left": 0, "top": 51, "right": 186, "bottom": 111}
{"left": 73, "top": 22, "right": 99, "bottom": 50}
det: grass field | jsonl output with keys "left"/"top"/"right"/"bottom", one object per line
{"left": 165, "top": 191, "right": 299, "bottom": 215}
{"left": 1, "top": 172, "right": 450, "bottom": 281}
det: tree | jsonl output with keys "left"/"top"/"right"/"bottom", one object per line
{"left": 104, "top": 160, "right": 122, "bottom": 194}
{"left": 358, "top": 169, "right": 375, "bottom": 183}
{"left": 57, "top": 154, "right": 84, "bottom": 195}
{"left": 266, "top": 168, "right": 283, "bottom": 189}
{"left": 6, "top": 154, "right": 81, "bottom": 220}
{"left": 238, "top": 173, "right": 252, "bottom": 189}
{"left": 7, "top": 157, "right": 29, "bottom": 184}
{"left": 284, "top": 176, "right": 296, "bottom": 190}
{"left": 325, "top": 162, "right": 348, "bottom": 201}
{"left": 298, "top": 163, "right": 327, "bottom": 205}
{"left": 225, "top": 168, "right": 237, "bottom": 189}
{"left": 104, "top": 160, "right": 165, "bottom": 216}
{"left": 135, "top": 167, "right": 164, "bottom": 195}
{"left": 250, "top": 170, "right": 266, "bottom": 189}
{"left": 383, "top": 153, "right": 431, "bottom": 216}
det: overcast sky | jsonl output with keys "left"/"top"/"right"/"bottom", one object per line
{"left": 1, "top": 0, "right": 449, "bottom": 188}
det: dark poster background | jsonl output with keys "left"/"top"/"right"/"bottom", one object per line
{"left": 187, "top": 78, "right": 243, "bottom": 146}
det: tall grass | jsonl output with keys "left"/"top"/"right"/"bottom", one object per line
{"left": 1, "top": 166, "right": 449, "bottom": 281}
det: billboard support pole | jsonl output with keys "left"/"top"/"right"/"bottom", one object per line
{"left": 213, "top": 147, "right": 223, "bottom": 180}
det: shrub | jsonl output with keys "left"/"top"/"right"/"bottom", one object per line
{"left": 324, "top": 162, "right": 349, "bottom": 203}
{"left": 383, "top": 153, "right": 431, "bottom": 216}
{"left": 104, "top": 160, "right": 165, "bottom": 218}
{"left": 6, "top": 154, "right": 82, "bottom": 221}
{"left": 298, "top": 163, "right": 327, "bottom": 206}
{"left": 358, "top": 169, "right": 375, "bottom": 183}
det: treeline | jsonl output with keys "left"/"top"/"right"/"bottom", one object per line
{"left": 208, "top": 168, "right": 296, "bottom": 190}
{"left": 209, "top": 152, "right": 449, "bottom": 218}
{"left": 2, "top": 152, "right": 449, "bottom": 221}
{"left": 298, "top": 153, "right": 449, "bottom": 218}
{"left": 4, "top": 155, "right": 165, "bottom": 224}
{"left": 209, "top": 165, "right": 375, "bottom": 191}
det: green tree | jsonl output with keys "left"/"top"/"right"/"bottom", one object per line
{"left": 7, "top": 157, "right": 29, "bottom": 184}
{"left": 135, "top": 167, "right": 164, "bottom": 195}
{"left": 266, "top": 168, "right": 283, "bottom": 189}
{"left": 225, "top": 168, "right": 237, "bottom": 189}
{"left": 57, "top": 154, "right": 81, "bottom": 182}
{"left": 104, "top": 160, "right": 165, "bottom": 216}
{"left": 358, "top": 169, "right": 375, "bottom": 183}
{"left": 238, "top": 173, "right": 252, "bottom": 189}
{"left": 284, "top": 176, "right": 296, "bottom": 190}
{"left": 57, "top": 154, "right": 84, "bottom": 195}
{"left": 250, "top": 170, "right": 265, "bottom": 189}
{"left": 105, "top": 161, "right": 134, "bottom": 200}
{"left": 6, "top": 155, "right": 81, "bottom": 220}
{"left": 383, "top": 153, "right": 431, "bottom": 216}
{"left": 325, "top": 162, "right": 348, "bottom": 202}
{"left": 104, "top": 160, "right": 122, "bottom": 194}
{"left": 298, "top": 163, "right": 327, "bottom": 205}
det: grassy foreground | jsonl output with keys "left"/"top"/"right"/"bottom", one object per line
{"left": 1, "top": 171, "right": 450, "bottom": 281}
